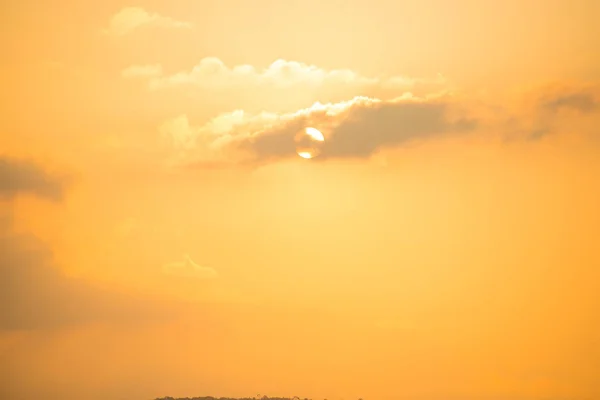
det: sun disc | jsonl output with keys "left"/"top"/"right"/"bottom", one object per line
{"left": 305, "top": 127, "right": 325, "bottom": 142}
{"left": 295, "top": 127, "right": 325, "bottom": 159}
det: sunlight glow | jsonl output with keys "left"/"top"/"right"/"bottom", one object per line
{"left": 295, "top": 127, "right": 325, "bottom": 159}
{"left": 298, "top": 152, "right": 313, "bottom": 159}
{"left": 305, "top": 127, "right": 325, "bottom": 142}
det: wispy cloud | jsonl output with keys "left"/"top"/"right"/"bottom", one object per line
{"left": 163, "top": 254, "right": 218, "bottom": 279}
{"left": 103, "top": 7, "right": 193, "bottom": 37}
{"left": 523, "top": 84, "right": 600, "bottom": 140}
{"left": 542, "top": 91, "right": 598, "bottom": 114}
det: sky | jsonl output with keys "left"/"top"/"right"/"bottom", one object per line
{"left": 1, "top": 1, "right": 600, "bottom": 399}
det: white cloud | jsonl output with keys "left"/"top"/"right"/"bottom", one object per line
{"left": 122, "top": 57, "right": 445, "bottom": 92}
{"left": 162, "top": 254, "right": 217, "bottom": 279}
{"left": 158, "top": 109, "right": 286, "bottom": 166}
{"left": 103, "top": 7, "right": 193, "bottom": 37}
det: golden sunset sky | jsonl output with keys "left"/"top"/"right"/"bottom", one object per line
{"left": 1, "top": 1, "right": 600, "bottom": 399}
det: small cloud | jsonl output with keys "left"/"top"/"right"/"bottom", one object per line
{"left": 0, "top": 156, "right": 68, "bottom": 202}
{"left": 103, "top": 7, "right": 193, "bottom": 37}
{"left": 121, "top": 64, "right": 163, "bottom": 79}
{"left": 520, "top": 85, "right": 600, "bottom": 140}
{"left": 542, "top": 92, "right": 598, "bottom": 113}
{"left": 525, "top": 127, "right": 552, "bottom": 141}
{"left": 163, "top": 254, "right": 217, "bottom": 279}
{"left": 158, "top": 114, "right": 197, "bottom": 150}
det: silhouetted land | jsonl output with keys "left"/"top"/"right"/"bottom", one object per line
{"left": 156, "top": 397, "right": 314, "bottom": 400}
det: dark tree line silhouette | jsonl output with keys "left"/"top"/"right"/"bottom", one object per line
{"left": 155, "top": 396, "right": 307, "bottom": 400}
{"left": 156, "top": 396, "right": 363, "bottom": 400}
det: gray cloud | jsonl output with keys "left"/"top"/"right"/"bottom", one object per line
{"left": 0, "top": 157, "right": 185, "bottom": 331}
{"left": 0, "top": 157, "right": 67, "bottom": 201}
{"left": 322, "top": 101, "right": 476, "bottom": 158}
{"left": 238, "top": 99, "right": 477, "bottom": 162}
{"left": 526, "top": 127, "right": 552, "bottom": 141}
{"left": 543, "top": 91, "right": 598, "bottom": 113}
{"left": 171, "top": 84, "right": 598, "bottom": 167}
{"left": 524, "top": 87, "right": 600, "bottom": 140}
{"left": 0, "top": 222, "right": 174, "bottom": 330}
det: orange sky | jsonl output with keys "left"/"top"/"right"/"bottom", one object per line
{"left": 1, "top": 1, "right": 600, "bottom": 400}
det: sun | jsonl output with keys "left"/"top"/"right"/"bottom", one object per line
{"left": 295, "top": 127, "right": 325, "bottom": 159}
{"left": 304, "top": 127, "right": 325, "bottom": 142}
{"left": 297, "top": 152, "right": 313, "bottom": 159}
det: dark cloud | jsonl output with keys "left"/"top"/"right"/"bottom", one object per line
{"left": 240, "top": 118, "right": 307, "bottom": 162}
{"left": 238, "top": 99, "right": 477, "bottom": 162}
{"left": 524, "top": 87, "right": 600, "bottom": 140}
{"left": 322, "top": 101, "right": 476, "bottom": 158}
{"left": 527, "top": 127, "right": 552, "bottom": 141}
{"left": 0, "top": 156, "right": 67, "bottom": 201}
{"left": 543, "top": 92, "right": 598, "bottom": 113}
{"left": 0, "top": 222, "right": 174, "bottom": 330}
{"left": 0, "top": 157, "right": 183, "bottom": 331}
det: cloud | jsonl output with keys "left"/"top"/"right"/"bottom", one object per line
{"left": 158, "top": 114, "right": 197, "bottom": 150}
{"left": 122, "top": 57, "right": 446, "bottom": 92}
{"left": 121, "top": 64, "right": 163, "bottom": 79}
{"left": 542, "top": 91, "right": 598, "bottom": 113}
{"left": 0, "top": 157, "right": 67, "bottom": 202}
{"left": 159, "top": 94, "right": 477, "bottom": 166}
{"left": 0, "top": 222, "right": 173, "bottom": 330}
{"left": 163, "top": 254, "right": 218, "bottom": 279}
{"left": 521, "top": 85, "right": 600, "bottom": 140}
{"left": 103, "top": 7, "right": 192, "bottom": 37}
{"left": 0, "top": 159, "right": 170, "bottom": 330}
{"left": 147, "top": 65, "right": 599, "bottom": 164}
